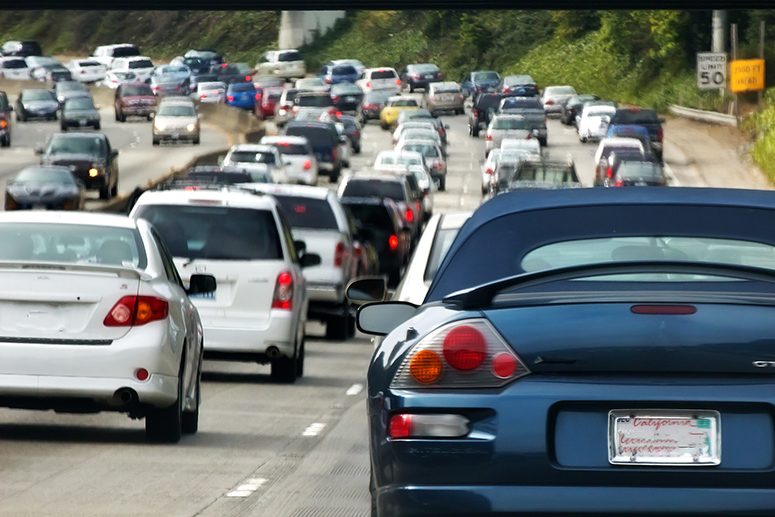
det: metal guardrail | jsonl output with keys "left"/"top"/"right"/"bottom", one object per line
{"left": 669, "top": 104, "right": 738, "bottom": 127}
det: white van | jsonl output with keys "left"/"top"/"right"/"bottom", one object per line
{"left": 357, "top": 67, "right": 401, "bottom": 94}
{"left": 91, "top": 43, "right": 141, "bottom": 67}
{"left": 131, "top": 188, "right": 320, "bottom": 383}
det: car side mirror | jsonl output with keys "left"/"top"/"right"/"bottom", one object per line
{"left": 187, "top": 274, "right": 216, "bottom": 295}
{"left": 346, "top": 276, "right": 387, "bottom": 305}
{"left": 293, "top": 239, "right": 307, "bottom": 255}
{"left": 34, "top": 145, "right": 44, "bottom": 155}
{"left": 111, "top": 149, "right": 119, "bottom": 157}
{"left": 356, "top": 301, "right": 418, "bottom": 336}
{"left": 299, "top": 253, "right": 321, "bottom": 269}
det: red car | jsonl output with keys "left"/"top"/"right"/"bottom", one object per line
{"left": 260, "top": 86, "right": 284, "bottom": 120}
{"left": 114, "top": 82, "right": 157, "bottom": 122}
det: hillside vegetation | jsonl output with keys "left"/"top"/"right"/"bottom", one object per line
{"left": 0, "top": 10, "right": 279, "bottom": 63}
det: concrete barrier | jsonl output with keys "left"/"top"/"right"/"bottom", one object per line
{"left": 669, "top": 104, "right": 738, "bottom": 127}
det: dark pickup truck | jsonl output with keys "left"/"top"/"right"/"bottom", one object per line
{"left": 607, "top": 107, "right": 664, "bottom": 159}
{"left": 37, "top": 132, "right": 119, "bottom": 199}
{"left": 468, "top": 93, "right": 502, "bottom": 137}
{"left": 499, "top": 97, "right": 548, "bottom": 146}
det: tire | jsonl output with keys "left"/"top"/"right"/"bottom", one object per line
{"left": 329, "top": 167, "right": 340, "bottom": 184}
{"left": 146, "top": 113, "right": 154, "bottom": 121}
{"left": 380, "top": 122, "right": 389, "bottom": 131}
{"left": 438, "top": 176, "right": 446, "bottom": 192}
{"left": 152, "top": 137, "right": 160, "bottom": 146}
{"left": 471, "top": 125, "right": 480, "bottom": 138}
{"left": 0, "top": 135, "right": 9, "bottom": 148}
{"left": 182, "top": 353, "right": 201, "bottom": 435}
{"left": 271, "top": 354, "right": 297, "bottom": 383}
{"left": 580, "top": 136, "right": 588, "bottom": 143}
{"left": 94, "top": 122, "right": 101, "bottom": 130}
{"left": 295, "top": 339, "right": 305, "bottom": 378}
{"left": 353, "top": 145, "right": 361, "bottom": 155}
{"left": 60, "top": 124, "right": 67, "bottom": 131}
{"left": 539, "top": 137, "right": 547, "bottom": 147}
{"left": 193, "top": 136, "right": 200, "bottom": 145}
{"left": 99, "top": 182, "right": 110, "bottom": 199}
{"left": 325, "top": 311, "right": 351, "bottom": 341}
{"left": 145, "top": 370, "right": 183, "bottom": 443}
{"left": 110, "top": 179, "right": 118, "bottom": 198}
{"left": 388, "top": 267, "right": 401, "bottom": 288}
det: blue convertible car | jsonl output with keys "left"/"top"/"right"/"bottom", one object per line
{"left": 349, "top": 187, "right": 775, "bottom": 516}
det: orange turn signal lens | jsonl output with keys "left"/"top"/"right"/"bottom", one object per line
{"left": 409, "top": 349, "right": 443, "bottom": 384}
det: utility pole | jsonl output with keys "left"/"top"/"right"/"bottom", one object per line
{"left": 712, "top": 10, "right": 727, "bottom": 53}
{"left": 759, "top": 20, "right": 766, "bottom": 107}
{"left": 732, "top": 22, "right": 739, "bottom": 122}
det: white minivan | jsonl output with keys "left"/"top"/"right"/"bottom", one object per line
{"left": 111, "top": 56, "right": 155, "bottom": 82}
{"left": 357, "top": 67, "right": 401, "bottom": 94}
{"left": 131, "top": 188, "right": 320, "bottom": 383}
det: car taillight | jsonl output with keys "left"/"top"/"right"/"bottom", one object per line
{"left": 331, "top": 95, "right": 340, "bottom": 102}
{"left": 227, "top": 95, "right": 234, "bottom": 102}
{"left": 388, "top": 413, "right": 470, "bottom": 439}
{"left": 271, "top": 271, "right": 294, "bottom": 310}
{"left": 104, "top": 296, "right": 169, "bottom": 327}
{"left": 331, "top": 147, "right": 338, "bottom": 160}
{"left": 395, "top": 79, "right": 401, "bottom": 86}
{"left": 546, "top": 99, "right": 554, "bottom": 105}
{"left": 432, "top": 161, "right": 444, "bottom": 171}
{"left": 405, "top": 207, "right": 414, "bottom": 223}
{"left": 411, "top": 74, "right": 421, "bottom": 79}
{"left": 485, "top": 134, "right": 493, "bottom": 141}
{"left": 255, "top": 93, "right": 262, "bottom": 100}
{"left": 606, "top": 166, "right": 614, "bottom": 178}
{"left": 303, "top": 159, "right": 312, "bottom": 170}
{"left": 0, "top": 119, "right": 6, "bottom": 129}
{"left": 199, "top": 94, "right": 206, "bottom": 100}
{"left": 388, "top": 234, "right": 399, "bottom": 251}
{"left": 614, "top": 178, "right": 624, "bottom": 187}
{"left": 485, "top": 167, "right": 494, "bottom": 175}
{"left": 390, "top": 319, "right": 529, "bottom": 389}
{"left": 245, "top": 75, "right": 252, "bottom": 81}
{"left": 366, "top": 81, "right": 372, "bottom": 88}
{"left": 334, "top": 241, "right": 347, "bottom": 267}
{"left": 324, "top": 77, "right": 332, "bottom": 84}
{"left": 657, "top": 127, "right": 664, "bottom": 142}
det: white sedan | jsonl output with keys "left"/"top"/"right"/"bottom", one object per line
{"left": 0, "top": 212, "right": 213, "bottom": 443}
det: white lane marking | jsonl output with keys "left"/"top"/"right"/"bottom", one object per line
{"left": 346, "top": 383, "right": 363, "bottom": 396}
{"left": 302, "top": 422, "right": 326, "bottom": 436}
{"left": 226, "top": 477, "right": 267, "bottom": 498}
{"left": 462, "top": 182, "right": 469, "bottom": 195}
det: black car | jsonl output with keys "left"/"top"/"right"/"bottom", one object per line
{"left": 498, "top": 96, "right": 547, "bottom": 146}
{"left": 502, "top": 74, "right": 539, "bottom": 97}
{"left": 339, "top": 114, "right": 362, "bottom": 154}
{"left": 216, "top": 62, "right": 254, "bottom": 85}
{"left": 330, "top": 83, "right": 364, "bottom": 113}
{"left": 53, "top": 80, "right": 90, "bottom": 106}
{"left": 15, "top": 89, "right": 59, "bottom": 121}
{"left": 5, "top": 165, "right": 84, "bottom": 211}
{"left": 560, "top": 94, "right": 600, "bottom": 125}
{"left": 0, "top": 91, "right": 11, "bottom": 147}
{"left": 184, "top": 49, "right": 224, "bottom": 72}
{"left": 467, "top": 92, "right": 502, "bottom": 137}
{"left": 60, "top": 96, "right": 100, "bottom": 131}
{"left": 340, "top": 196, "right": 410, "bottom": 287}
{"left": 178, "top": 56, "right": 210, "bottom": 75}
{"left": 608, "top": 107, "right": 665, "bottom": 159}
{"left": 461, "top": 70, "right": 501, "bottom": 97}
{"left": 400, "top": 63, "right": 443, "bottom": 92}
{"left": 1, "top": 40, "right": 42, "bottom": 57}
{"left": 284, "top": 120, "right": 344, "bottom": 181}
{"left": 357, "top": 90, "right": 393, "bottom": 124}
{"left": 38, "top": 132, "right": 119, "bottom": 199}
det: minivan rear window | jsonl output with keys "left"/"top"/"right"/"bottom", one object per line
{"left": 135, "top": 205, "right": 282, "bottom": 261}
{"left": 112, "top": 46, "right": 140, "bottom": 58}
{"left": 371, "top": 70, "right": 397, "bottom": 80}
{"left": 278, "top": 51, "right": 302, "bottom": 62}
{"left": 274, "top": 196, "right": 338, "bottom": 230}
{"left": 296, "top": 95, "right": 333, "bottom": 107}
{"left": 285, "top": 126, "right": 337, "bottom": 146}
{"left": 342, "top": 179, "right": 405, "bottom": 201}
{"left": 128, "top": 59, "right": 153, "bottom": 69}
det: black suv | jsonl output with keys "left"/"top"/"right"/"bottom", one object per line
{"left": 284, "top": 120, "right": 344, "bottom": 181}
{"left": 468, "top": 93, "right": 503, "bottom": 137}
{"left": 340, "top": 196, "right": 411, "bottom": 287}
{"left": 37, "top": 132, "right": 119, "bottom": 199}
{"left": 608, "top": 108, "right": 665, "bottom": 159}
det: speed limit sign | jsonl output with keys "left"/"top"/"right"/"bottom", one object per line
{"left": 697, "top": 52, "right": 727, "bottom": 90}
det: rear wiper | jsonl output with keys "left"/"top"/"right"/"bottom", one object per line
{"left": 442, "top": 260, "right": 775, "bottom": 310}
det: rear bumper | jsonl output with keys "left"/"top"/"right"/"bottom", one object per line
{"left": 201, "top": 311, "right": 296, "bottom": 357}
{"left": 120, "top": 106, "right": 155, "bottom": 116}
{"left": 429, "top": 100, "right": 464, "bottom": 111}
{"left": 376, "top": 486, "right": 775, "bottom": 516}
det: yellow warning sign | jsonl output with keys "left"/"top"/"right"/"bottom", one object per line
{"left": 730, "top": 59, "right": 765, "bottom": 93}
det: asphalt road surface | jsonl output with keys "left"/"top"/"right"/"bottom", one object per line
{"left": 0, "top": 107, "right": 764, "bottom": 517}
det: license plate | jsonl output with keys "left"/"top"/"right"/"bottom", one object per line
{"left": 608, "top": 410, "right": 721, "bottom": 466}
{"left": 345, "top": 96, "right": 355, "bottom": 102}
{"left": 171, "top": 132, "right": 180, "bottom": 139}
{"left": 424, "top": 74, "right": 434, "bottom": 79}
{"left": 441, "top": 94, "right": 454, "bottom": 102}
{"left": 79, "top": 119, "right": 87, "bottom": 126}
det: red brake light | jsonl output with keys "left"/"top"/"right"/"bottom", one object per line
{"left": 271, "top": 271, "right": 294, "bottom": 310}
{"left": 227, "top": 95, "right": 234, "bottom": 102}
{"left": 546, "top": 99, "right": 554, "bottom": 105}
{"left": 388, "top": 234, "right": 399, "bottom": 251}
{"left": 606, "top": 166, "right": 614, "bottom": 178}
{"left": 442, "top": 325, "right": 487, "bottom": 371}
{"left": 614, "top": 178, "right": 624, "bottom": 187}
{"left": 395, "top": 79, "right": 401, "bottom": 86}
{"left": 104, "top": 296, "right": 168, "bottom": 327}
{"left": 199, "top": 94, "right": 206, "bottom": 100}
{"left": 366, "top": 81, "right": 372, "bottom": 88}
{"left": 255, "top": 92, "right": 262, "bottom": 100}
{"left": 485, "top": 167, "right": 494, "bottom": 175}
{"left": 331, "top": 95, "right": 340, "bottom": 102}
{"left": 405, "top": 208, "right": 414, "bottom": 223}
{"left": 485, "top": 134, "right": 493, "bottom": 141}
{"left": 302, "top": 159, "right": 312, "bottom": 170}
{"left": 389, "top": 414, "right": 413, "bottom": 439}
{"left": 245, "top": 75, "right": 252, "bottom": 81}
{"left": 334, "top": 241, "right": 347, "bottom": 267}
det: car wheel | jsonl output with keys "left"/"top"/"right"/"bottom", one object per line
{"left": 60, "top": 124, "right": 67, "bottom": 131}
{"left": 295, "top": 338, "right": 305, "bottom": 378}
{"left": 380, "top": 122, "right": 389, "bottom": 130}
{"left": 539, "top": 137, "right": 547, "bottom": 147}
{"left": 193, "top": 136, "right": 200, "bottom": 145}
{"left": 110, "top": 178, "right": 118, "bottom": 198}
{"left": 145, "top": 369, "right": 183, "bottom": 443}
{"left": 325, "top": 312, "right": 351, "bottom": 341}
{"left": 353, "top": 145, "right": 361, "bottom": 155}
{"left": 94, "top": 122, "right": 101, "bottom": 130}
{"left": 438, "top": 176, "right": 446, "bottom": 192}
{"left": 182, "top": 352, "right": 201, "bottom": 435}
{"left": 329, "top": 168, "right": 340, "bottom": 184}
{"left": 152, "top": 137, "right": 160, "bottom": 146}
{"left": 1, "top": 135, "right": 9, "bottom": 148}
{"left": 580, "top": 136, "right": 588, "bottom": 143}
{"left": 471, "top": 125, "right": 480, "bottom": 137}
{"left": 146, "top": 113, "right": 154, "bottom": 121}
{"left": 271, "top": 354, "right": 297, "bottom": 383}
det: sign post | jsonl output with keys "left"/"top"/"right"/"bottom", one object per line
{"left": 697, "top": 52, "right": 728, "bottom": 90}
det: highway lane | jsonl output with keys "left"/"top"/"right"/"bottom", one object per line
{"left": 0, "top": 106, "right": 757, "bottom": 517}
{"left": 0, "top": 103, "right": 231, "bottom": 210}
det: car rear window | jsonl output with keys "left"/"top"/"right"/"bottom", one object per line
{"left": 0, "top": 223, "right": 145, "bottom": 268}
{"left": 285, "top": 126, "right": 337, "bottom": 146}
{"left": 477, "top": 94, "right": 502, "bottom": 109}
{"left": 135, "top": 205, "right": 282, "bottom": 260}
{"left": 371, "top": 69, "right": 397, "bottom": 79}
{"left": 618, "top": 162, "right": 664, "bottom": 180}
{"left": 78, "top": 60, "right": 102, "bottom": 68}
{"left": 113, "top": 46, "right": 140, "bottom": 58}
{"left": 612, "top": 109, "right": 660, "bottom": 124}
{"left": 296, "top": 95, "right": 332, "bottom": 107}
{"left": 473, "top": 71, "right": 500, "bottom": 82}
{"left": 274, "top": 196, "right": 338, "bottom": 230}
{"left": 229, "top": 82, "right": 255, "bottom": 92}
{"left": 343, "top": 179, "right": 405, "bottom": 201}
{"left": 332, "top": 65, "right": 356, "bottom": 75}
{"left": 501, "top": 98, "right": 542, "bottom": 110}
{"left": 228, "top": 150, "right": 275, "bottom": 164}
{"left": 493, "top": 117, "right": 529, "bottom": 130}
{"left": 272, "top": 142, "right": 309, "bottom": 155}
{"left": 433, "top": 84, "right": 460, "bottom": 94}
{"left": 121, "top": 84, "right": 153, "bottom": 97}
{"left": 401, "top": 143, "right": 439, "bottom": 158}
{"left": 278, "top": 51, "right": 302, "bottom": 62}
{"left": 2, "top": 59, "right": 27, "bottom": 69}
{"left": 128, "top": 59, "right": 153, "bottom": 69}
{"left": 344, "top": 204, "right": 393, "bottom": 234}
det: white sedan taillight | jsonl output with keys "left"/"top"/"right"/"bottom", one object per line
{"left": 390, "top": 319, "right": 529, "bottom": 389}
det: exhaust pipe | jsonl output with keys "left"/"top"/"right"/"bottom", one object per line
{"left": 266, "top": 346, "right": 281, "bottom": 359}
{"left": 114, "top": 388, "right": 138, "bottom": 406}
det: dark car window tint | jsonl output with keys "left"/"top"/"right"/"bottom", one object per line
{"left": 14, "top": 167, "right": 76, "bottom": 185}
{"left": 371, "top": 70, "right": 397, "bottom": 79}
{"left": 473, "top": 71, "right": 500, "bottom": 82}
{"left": 128, "top": 59, "right": 153, "bottom": 69}
{"left": 229, "top": 83, "right": 255, "bottom": 92}
{"left": 228, "top": 151, "right": 275, "bottom": 164}
{"left": 157, "top": 105, "right": 196, "bottom": 117}
{"left": 48, "top": 135, "right": 105, "bottom": 155}
{"left": 122, "top": 84, "right": 153, "bottom": 96}
{"left": 477, "top": 94, "right": 502, "bottom": 109}
{"left": 612, "top": 109, "right": 659, "bottom": 124}
{"left": 343, "top": 180, "right": 405, "bottom": 201}
{"left": 285, "top": 126, "right": 337, "bottom": 146}
{"left": 113, "top": 46, "right": 140, "bottom": 58}
{"left": 278, "top": 51, "right": 302, "bottom": 62}
{"left": 24, "top": 90, "right": 55, "bottom": 101}
{"left": 65, "top": 98, "right": 95, "bottom": 110}
{"left": 332, "top": 65, "right": 356, "bottom": 75}
{"left": 2, "top": 59, "right": 27, "bottom": 69}
{"left": 274, "top": 196, "right": 338, "bottom": 230}
{"left": 135, "top": 205, "right": 282, "bottom": 260}
{"left": 296, "top": 95, "right": 333, "bottom": 107}
{"left": 344, "top": 203, "right": 393, "bottom": 232}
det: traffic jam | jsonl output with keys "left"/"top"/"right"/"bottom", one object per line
{"left": 1, "top": 8, "right": 775, "bottom": 515}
